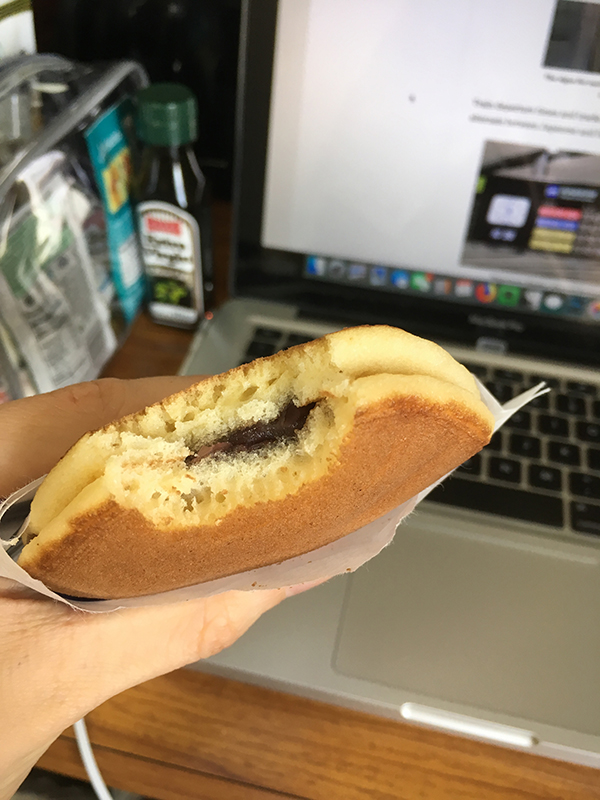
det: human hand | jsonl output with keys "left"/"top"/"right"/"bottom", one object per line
{"left": 0, "top": 378, "right": 320, "bottom": 799}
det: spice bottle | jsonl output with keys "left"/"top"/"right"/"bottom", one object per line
{"left": 134, "top": 83, "right": 213, "bottom": 328}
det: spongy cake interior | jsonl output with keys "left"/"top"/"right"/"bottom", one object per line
{"left": 27, "top": 326, "right": 491, "bottom": 540}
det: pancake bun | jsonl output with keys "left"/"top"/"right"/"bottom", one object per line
{"left": 19, "top": 325, "right": 494, "bottom": 598}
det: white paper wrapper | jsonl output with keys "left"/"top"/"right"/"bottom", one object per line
{"left": 0, "top": 379, "right": 549, "bottom": 612}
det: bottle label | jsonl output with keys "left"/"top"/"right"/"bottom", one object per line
{"left": 138, "top": 201, "right": 203, "bottom": 326}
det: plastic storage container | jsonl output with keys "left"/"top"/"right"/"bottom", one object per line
{"left": 0, "top": 54, "right": 149, "bottom": 397}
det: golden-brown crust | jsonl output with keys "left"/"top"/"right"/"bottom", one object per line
{"left": 21, "top": 395, "right": 491, "bottom": 598}
{"left": 29, "top": 324, "right": 486, "bottom": 533}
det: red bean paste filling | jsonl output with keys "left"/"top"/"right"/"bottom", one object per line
{"left": 185, "top": 401, "right": 317, "bottom": 466}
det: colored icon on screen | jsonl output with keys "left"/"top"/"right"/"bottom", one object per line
{"left": 497, "top": 285, "right": 521, "bottom": 307}
{"left": 328, "top": 260, "right": 346, "bottom": 279}
{"left": 565, "top": 296, "right": 586, "bottom": 315}
{"left": 433, "top": 278, "right": 452, "bottom": 295}
{"left": 545, "top": 184, "right": 560, "bottom": 198}
{"left": 369, "top": 266, "right": 388, "bottom": 286}
{"left": 306, "top": 256, "right": 327, "bottom": 276}
{"left": 475, "top": 282, "right": 497, "bottom": 303}
{"left": 410, "top": 272, "right": 432, "bottom": 292}
{"left": 542, "top": 293, "right": 565, "bottom": 312}
{"left": 348, "top": 263, "right": 367, "bottom": 281}
{"left": 588, "top": 299, "right": 600, "bottom": 320}
{"left": 391, "top": 269, "right": 410, "bottom": 289}
{"left": 455, "top": 279, "right": 474, "bottom": 298}
{"left": 524, "top": 289, "right": 543, "bottom": 311}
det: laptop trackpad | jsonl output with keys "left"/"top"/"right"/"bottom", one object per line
{"left": 334, "top": 520, "right": 600, "bottom": 735}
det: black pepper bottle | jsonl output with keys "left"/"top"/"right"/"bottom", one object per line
{"left": 134, "top": 82, "right": 213, "bottom": 328}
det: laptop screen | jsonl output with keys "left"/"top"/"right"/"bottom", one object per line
{"left": 234, "top": 0, "right": 600, "bottom": 363}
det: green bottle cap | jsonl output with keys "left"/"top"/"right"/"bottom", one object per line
{"left": 135, "top": 83, "right": 198, "bottom": 147}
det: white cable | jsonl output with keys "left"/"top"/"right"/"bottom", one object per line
{"left": 73, "top": 717, "right": 114, "bottom": 800}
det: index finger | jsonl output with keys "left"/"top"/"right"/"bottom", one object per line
{"left": 0, "top": 376, "right": 204, "bottom": 497}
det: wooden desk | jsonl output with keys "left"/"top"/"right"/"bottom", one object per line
{"left": 37, "top": 669, "right": 600, "bottom": 800}
{"left": 36, "top": 201, "right": 600, "bottom": 799}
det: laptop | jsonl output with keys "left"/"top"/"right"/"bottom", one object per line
{"left": 184, "top": 0, "right": 600, "bottom": 766}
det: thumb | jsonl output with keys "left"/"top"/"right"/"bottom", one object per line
{"left": 0, "top": 376, "right": 203, "bottom": 497}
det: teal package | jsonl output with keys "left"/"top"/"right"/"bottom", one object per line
{"left": 85, "top": 103, "right": 145, "bottom": 322}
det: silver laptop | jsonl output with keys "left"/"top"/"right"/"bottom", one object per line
{"left": 184, "top": 0, "right": 600, "bottom": 766}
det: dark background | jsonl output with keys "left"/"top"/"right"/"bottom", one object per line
{"left": 31, "top": 0, "right": 241, "bottom": 199}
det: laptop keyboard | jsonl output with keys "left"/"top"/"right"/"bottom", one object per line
{"left": 240, "top": 328, "right": 315, "bottom": 361}
{"left": 240, "top": 327, "right": 600, "bottom": 538}
{"left": 433, "top": 362, "right": 600, "bottom": 537}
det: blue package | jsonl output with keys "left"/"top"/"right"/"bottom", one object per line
{"left": 85, "top": 103, "right": 145, "bottom": 322}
